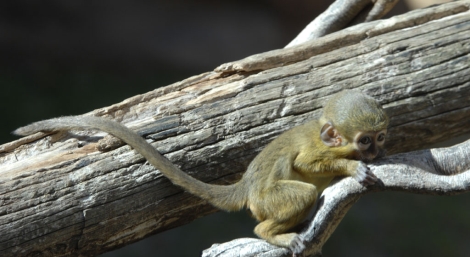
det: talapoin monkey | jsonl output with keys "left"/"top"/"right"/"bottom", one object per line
{"left": 13, "top": 90, "right": 389, "bottom": 255}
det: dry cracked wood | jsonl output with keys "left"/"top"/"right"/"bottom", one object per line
{"left": 1, "top": 1, "right": 470, "bottom": 256}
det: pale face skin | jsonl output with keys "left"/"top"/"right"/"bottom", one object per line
{"left": 353, "top": 129, "right": 387, "bottom": 161}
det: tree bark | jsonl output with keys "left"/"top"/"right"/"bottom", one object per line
{"left": 1, "top": 1, "right": 470, "bottom": 256}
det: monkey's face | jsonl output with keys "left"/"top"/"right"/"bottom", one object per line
{"left": 352, "top": 129, "right": 387, "bottom": 162}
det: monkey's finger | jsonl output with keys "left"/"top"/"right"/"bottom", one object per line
{"left": 361, "top": 172, "right": 378, "bottom": 186}
{"left": 367, "top": 170, "right": 378, "bottom": 180}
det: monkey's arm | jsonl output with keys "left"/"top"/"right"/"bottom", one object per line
{"left": 294, "top": 158, "right": 378, "bottom": 186}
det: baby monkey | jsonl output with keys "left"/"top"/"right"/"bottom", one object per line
{"left": 14, "top": 90, "right": 389, "bottom": 255}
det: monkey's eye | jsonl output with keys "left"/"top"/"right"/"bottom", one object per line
{"left": 377, "top": 133, "right": 386, "bottom": 142}
{"left": 359, "top": 136, "right": 372, "bottom": 145}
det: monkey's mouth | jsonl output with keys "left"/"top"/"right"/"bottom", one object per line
{"left": 360, "top": 154, "right": 376, "bottom": 163}
{"left": 354, "top": 150, "right": 377, "bottom": 163}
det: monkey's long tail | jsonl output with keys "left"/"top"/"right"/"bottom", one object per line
{"left": 13, "top": 116, "right": 247, "bottom": 212}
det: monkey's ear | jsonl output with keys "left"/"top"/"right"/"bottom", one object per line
{"left": 320, "top": 122, "right": 341, "bottom": 147}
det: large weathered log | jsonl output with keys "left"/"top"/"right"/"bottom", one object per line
{"left": 1, "top": 1, "right": 470, "bottom": 256}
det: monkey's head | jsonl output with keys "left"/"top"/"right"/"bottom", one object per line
{"left": 319, "top": 90, "right": 389, "bottom": 162}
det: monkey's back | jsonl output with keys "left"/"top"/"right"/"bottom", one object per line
{"left": 242, "top": 120, "right": 321, "bottom": 187}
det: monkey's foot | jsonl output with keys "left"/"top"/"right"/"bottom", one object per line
{"left": 289, "top": 235, "right": 306, "bottom": 257}
{"left": 354, "top": 161, "right": 378, "bottom": 186}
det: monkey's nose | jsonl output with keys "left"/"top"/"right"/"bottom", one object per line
{"left": 362, "top": 152, "right": 377, "bottom": 163}
{"left": 368, "top": 146, "right": 379, "bottom": 159}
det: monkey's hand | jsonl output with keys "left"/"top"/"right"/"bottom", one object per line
{"left": 353, "top": 161, "right": 378, "bottom": 186}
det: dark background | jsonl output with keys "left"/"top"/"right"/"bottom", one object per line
{"left": 2, "top": 1, "right": 470, "bottom": 257}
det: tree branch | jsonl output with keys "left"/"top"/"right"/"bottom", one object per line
{"left": 285, "top": 0, "right": 400, "bottom": 47}
{"left": 203, "top": 139, "right": 470, "bottom": 257}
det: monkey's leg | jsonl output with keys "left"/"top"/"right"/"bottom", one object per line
{"left": 253, "top": 180, "right": 317, "bottom": 252}
{"left": 254, "top": 219, "right": 299, "bottom": 248}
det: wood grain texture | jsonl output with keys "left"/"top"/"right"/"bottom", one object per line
{"left": 1, "top": 1, "right": 470, "bottom": 256}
